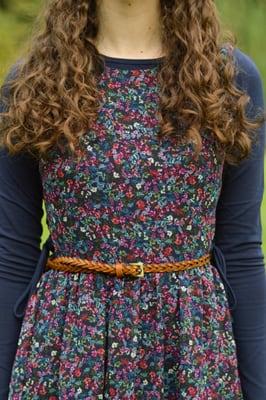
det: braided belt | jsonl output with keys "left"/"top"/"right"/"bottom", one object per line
{"left": 12, "top": 236, "right": 238, "bottom": 320}
{"left": 45, "top": 252, "right": 211, "bottom": 278}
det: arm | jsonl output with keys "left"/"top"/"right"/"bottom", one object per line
{"left": 0, "top": 66, "right": 44, "bottom": 398}
{"left": 214, "top": 48, "right": 266, "bottom": 400}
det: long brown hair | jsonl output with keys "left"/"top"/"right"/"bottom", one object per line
{"left": 0, "top": 0, "right": 265, "bottom": 165}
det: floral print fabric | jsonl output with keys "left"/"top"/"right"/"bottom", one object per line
{"left": 8, "top": 57, "right": 243, "bottom": 399}
{"left": 9, "top": 265, "right": 243, "bottom": 399}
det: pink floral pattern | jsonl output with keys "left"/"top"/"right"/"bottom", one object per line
{"left": 8, "top": 55, "right": 243, "bottom": 399}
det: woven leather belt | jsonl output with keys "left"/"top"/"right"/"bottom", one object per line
{"left": 13, "top": 236, "right": 238, "bottom": 320}
{"left": 45, "top": 252, "right": 212, "bottom": 278}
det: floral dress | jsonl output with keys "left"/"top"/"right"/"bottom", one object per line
{"left": 8, "top": 51, "right": 244, "bottom": 399}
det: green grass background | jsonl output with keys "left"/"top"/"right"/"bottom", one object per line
{"left": 0, "top": 0, "right": 266, "bottom": 254}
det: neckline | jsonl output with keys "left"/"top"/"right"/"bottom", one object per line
{"left": 99, "top": 52, "right": 165, "bottom": 69}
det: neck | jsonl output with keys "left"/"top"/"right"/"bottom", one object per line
{"left": 93, "top": 0, "right": 164, "bottom": 59}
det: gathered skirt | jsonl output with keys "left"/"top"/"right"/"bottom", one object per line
{"left": 8, "top": 261, "right": 244, "bottom": 400}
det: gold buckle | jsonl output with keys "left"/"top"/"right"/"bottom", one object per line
{"left": 131, "top": 261, "right": 144, "bottom": 278}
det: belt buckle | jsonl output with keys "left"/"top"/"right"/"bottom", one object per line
{"left": 130, "top": 261, "right": 144, "bottom": 278}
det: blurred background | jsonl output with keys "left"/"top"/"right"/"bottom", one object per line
{"left": 0, "top": 0, "right": 266, "bottom": 254}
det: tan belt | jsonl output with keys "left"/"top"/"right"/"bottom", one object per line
{"left": 12, "top": 235, "right": 237, "bottom": 321}
{"left": 45, "top": 252, "right": 211, "bottom": 278}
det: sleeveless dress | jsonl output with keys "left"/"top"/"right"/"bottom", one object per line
{"left": 8, "top": 53, "right": 244, "bottom": 399}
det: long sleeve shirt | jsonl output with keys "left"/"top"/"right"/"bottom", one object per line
{"left": 0, "top": 47, "right": 266, "bottom": 399}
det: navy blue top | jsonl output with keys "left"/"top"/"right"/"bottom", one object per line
{"left": 0, "top": 48, "right": 266, "bottom": 399}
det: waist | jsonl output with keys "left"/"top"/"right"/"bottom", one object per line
{"left": 12, "top": 237, "right": 237, "bottom": 320}
{"left": 45, "top": 252, "right": 212, "bottom": 278}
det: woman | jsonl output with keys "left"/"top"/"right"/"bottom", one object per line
{"left": 0, "top": 0, "right": 265, "bottom": 399}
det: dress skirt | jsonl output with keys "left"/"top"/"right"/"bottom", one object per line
{"left": 8, "top": 261, "right": 244, "bottom": 400}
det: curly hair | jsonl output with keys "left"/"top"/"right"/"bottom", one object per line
{"left": 0, "top": 0, "right": 265, "bottom": 165}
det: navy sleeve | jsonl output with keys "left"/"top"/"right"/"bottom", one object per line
{"left": 0, "top": 66, "right": 44, "bottom": 398}
{"left": 214, "top": 48, "right": 266, "bottom": 400}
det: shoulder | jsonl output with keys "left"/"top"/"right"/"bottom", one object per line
{"left": 220, "top": 45, "right": 264, "bottom": 119}
{"left": 0, "top": 58, "right": 41, "bottom": 192}
{"left": 220, "top": 45, "right": 265, "bottom": 158}
{"left": 219, "top": 44, "right": 263, "bottom": 93}
{"left": 0, "top": 58, "right": 24, "bottom": 111}
{"left": 234, "top": 46, "right": 259, "bottom": 71}
{"left": 220, "top": 44, "right": 260, "bottom": 77}
{"left": 2, "top": 58, "right": 24, "bottom": 83}
{"left": 230, "top": 46, "right": 263, "bottom": 92}
{"left": 232, "top": 47, "right": 265, "bottom": 145}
